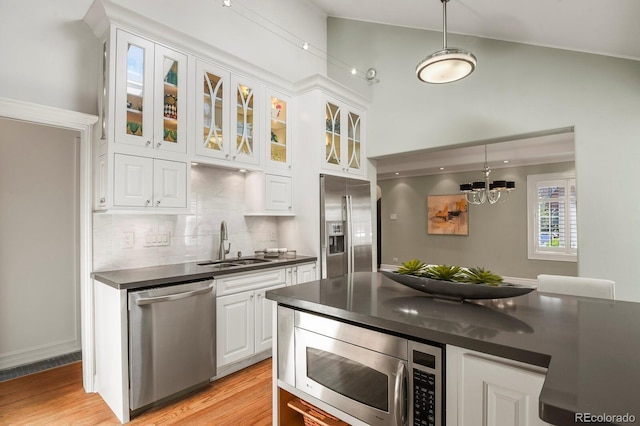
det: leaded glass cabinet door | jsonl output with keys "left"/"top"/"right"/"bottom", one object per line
{"left": 154, "top": 44, "right": 187, "bottom": 153}
{"left": 115, "top": 30, "right": 154, "bottom": 148}
{"left": 266, "top": 89, "right": 291, "bottom": 172}
{"left": 347, "top": 111, "right": 362, "bottom": 172}
{"left": 231, "top": 75, "right": 260, "bottom": 165}
{"left": 324, "top": 101, "right": 342, "bottom": 170}
{"left": 195, "top": 61, "right": 230, "bottom": 159}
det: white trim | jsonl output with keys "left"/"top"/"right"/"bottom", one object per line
{"left": 526, "top": 172, "right": 578, "bottom": 262}
{"left": 0, "top": 97, "right": 97, "bottom": 392}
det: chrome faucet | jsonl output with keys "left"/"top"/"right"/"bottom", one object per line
{"left": 218, "top": 220, "right": 231, "bottom": 260}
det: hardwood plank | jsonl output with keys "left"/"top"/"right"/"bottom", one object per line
{"left": 0, "top": 359, "right": 273, "bottom": 425}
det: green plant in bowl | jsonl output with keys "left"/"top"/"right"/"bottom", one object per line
{"left": 424, "top": 264, "right": 465, "bottom": 282}
{"left": 396, "top": 259, "right": 427, "bottom": 276}
{"left": 460, "top": 267, "right": 504, "bottom": 286}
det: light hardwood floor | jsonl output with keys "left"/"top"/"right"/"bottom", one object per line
{"left": 0, "top": 359, "right": 272, "bottom": 425}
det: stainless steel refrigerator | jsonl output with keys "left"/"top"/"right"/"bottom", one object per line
{"left": 320, "top": 174, "right": 373, "bottom": 278}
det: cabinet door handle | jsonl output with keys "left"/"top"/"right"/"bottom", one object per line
{"left": 156, "top": 142, "right": 162, "bottom": 148}
{"left": 99, "top": 197, "right": 106, "bottom": 204}
{"left": 156, "top": 200, "right": 161, "bottom": 205}
{"left": 250, "top": 294, "right": 254, "bottom": 301}
{"left": 146, "top": 140, "right": 151, "bottom": 147}
{"left": 145, "top": 199, "right": 151, "bottom": 205}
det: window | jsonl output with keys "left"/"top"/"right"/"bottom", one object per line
{"left": 527, "top": 173, "right": 577, "bottom": 261}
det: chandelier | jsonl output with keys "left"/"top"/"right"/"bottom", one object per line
{"left": 416, "top": 0, "right": 476, "bottom": 84}
{"left": 459, "top": 146, "right": 515, "bottom": 205}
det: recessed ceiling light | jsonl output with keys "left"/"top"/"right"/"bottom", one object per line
{"left": 440, "top": 167, "right": 445, "bottom": 170}
{"left": 503, "top": 160, "right": 509, "bottom": 164}
{"left": 351, "top": 68, "right": 357, "bottom": 75}
{"left": 302, "top": 42, "right": 309, "bottom": 50}
{"left": 395, "top": 172, "right": 400, "bottom": 175}
{"left": 239, "top": 169, "right": 247, "bottom": 173}
{"left": 222, "top": 0, "right": 232, "bottom": 7}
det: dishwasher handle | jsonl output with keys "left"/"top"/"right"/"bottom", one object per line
{"left": 135, "top": 284, "right": 214, "bottom": 306}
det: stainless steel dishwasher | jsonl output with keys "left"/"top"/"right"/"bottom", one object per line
{"left": 128, "top": 279, "right": 216, "bottom": 411}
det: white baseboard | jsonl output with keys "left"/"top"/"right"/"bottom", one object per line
{"left": 0, "top": 338, "right": 81, "bottom": 370}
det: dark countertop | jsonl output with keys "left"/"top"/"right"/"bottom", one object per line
{"left": 92, "top": 255, "right": 317, "bottom": 290}
{"left": 266, "top": 272, "right": 640, "bottom": 426}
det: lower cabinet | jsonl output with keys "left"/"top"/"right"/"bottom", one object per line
{"left": 446, "top": 345, "right": 550, "bottom": 426}
{"left": 286, "top": 262, "right": 317, "bottom": 285}
{"left": 215, "top": 267, "right": 289, "bottom": 369}
{"left": 216, "top": 283, "right": 285, "bottom": 367}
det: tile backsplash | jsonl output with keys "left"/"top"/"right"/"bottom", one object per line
{"left": 93, "top": 166, "right": 279, "bottom": 272}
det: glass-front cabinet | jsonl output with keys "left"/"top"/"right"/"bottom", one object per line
{"left": 266, "top": 89, "right": 292, "bottom": 172}
{"left": 231, "top": 75, "right": 260, "bottom": 165}
{"left": 114, "top": 30, "right": 187, "bottom": 153}
{"left": 195, "top": 61, "right": 230, "bottom": 160}
{"left": 323, "top": 98, "right": 364, "bottom": 176}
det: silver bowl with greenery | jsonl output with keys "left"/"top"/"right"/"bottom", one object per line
{"left": 382, "top": 260, "right": 535, "bottom": 301}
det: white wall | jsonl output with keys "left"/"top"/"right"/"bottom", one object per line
{"left": 93, "top": 166, "right": 279, "bottom": 271}
{"left": 327, "top": 18, "right": 640, "bottom": 301}
{"left": 0, "top": 119, "right": 81, "bottom": 369}
{"left": 0, "top": 0, "right": 327, "bottom": 115}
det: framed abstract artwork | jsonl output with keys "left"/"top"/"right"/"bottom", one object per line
{"left": 427, "top": 194, "right": 469, "bottom": 235}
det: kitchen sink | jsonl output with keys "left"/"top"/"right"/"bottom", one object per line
{"left": 228, "top": 258, "right": 272, "bottom": 265}
{"left": 197, "top": 258, "right": 272, "bottom": 268}
{"left": 197, "top": 261, "right": 239, "bottom": 268}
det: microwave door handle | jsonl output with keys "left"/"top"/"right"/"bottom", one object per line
{"left": 394, "top": 361, "right": 407, "bottom": 426}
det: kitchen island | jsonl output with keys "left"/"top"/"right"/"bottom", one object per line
{"left": 266, "top": 272, "right": 640, "bottom": 425}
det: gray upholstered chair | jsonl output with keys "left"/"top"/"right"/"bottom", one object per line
{"left": 536, "top": 274, "right": 615, "bottom": 300}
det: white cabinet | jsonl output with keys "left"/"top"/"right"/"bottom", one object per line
{"left": 216, "top": 268, "right": 287, "bottom": 368}
{"left": 295, "top": 76, "right": 368, "bottom": 180}
{"left": 265, "top": 89, "right": 292, "bottom": 173}
{"left": 245, "top": 172, "right": 293, "bottom": 216}
{"left": 286, "top": 262, "right": 317, "bottom": 285}
{"left": 231, "top": 74, "right": 261, "bottom": 166}
{"left": 323, "top": 97, "right": 364, "bottom": 176}
{"left": 114, "top": 29, "right": 187, "bottom": 153}
{"left": 113, "top": 154, "right": 187, "bottom": 208}
{"left": 92, "top": 27, "right": 190, "bottom": 212}
{"left": 446, "top": 345, "right": 550, "bottom": 426}
{"left": 195, "top": 60, "right": 231, "bottom": 161}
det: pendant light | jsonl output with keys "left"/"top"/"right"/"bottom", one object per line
{"left": 416, "top": 0, "right": 476, "bottom": 84}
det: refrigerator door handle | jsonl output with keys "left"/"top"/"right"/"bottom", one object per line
{"left": 346, "top": 194, "right": 354, "bottom": 274}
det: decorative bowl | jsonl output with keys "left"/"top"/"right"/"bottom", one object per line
{"left": 381, "top": 270, "right": 535, "bottom": 301}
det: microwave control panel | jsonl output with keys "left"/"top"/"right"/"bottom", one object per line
{"left": 409, "top": 341, "right": 443, "bottom": 426}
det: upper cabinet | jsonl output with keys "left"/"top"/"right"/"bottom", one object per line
{"left": 323, "top": 97, "right": 364, "bottom": 176}
{"left": 265, "top": 89, "right": 292, "bottom": 173}
{"left": 195, "top": 61, "right": 230, "bottom": 160}
{"left": 115, "top": 30, "right": 187, "bottom": 154}
{"left": 231, "top": 75, "right": 261, "bottom": 165}
{"left": 194, "top": 61, "right": 263, "bottom": 167}
{"left": 294, "top": 75, "right": 369, "bottom": 179}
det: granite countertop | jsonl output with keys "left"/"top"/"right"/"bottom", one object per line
{"left": 266, "top": 272, "right": 640, "bottom": 425}
{"left": 92, "top": 255, "right": 317, "bottom": 290}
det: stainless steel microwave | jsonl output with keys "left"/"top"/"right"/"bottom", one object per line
{"left": 278, "top": 307, "right": 443, "bottom": 426}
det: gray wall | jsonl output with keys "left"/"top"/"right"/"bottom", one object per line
{"left": 0, "top": 119, "right": 81, "bottom": 369}
{"left": 379, "top": 162, "right": 577, "bottom": 279}
{"left": 327, "top": 18, "right": 640, "bottom": 301}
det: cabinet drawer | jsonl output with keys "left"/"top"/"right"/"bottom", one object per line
{"left": 216, "top": 268, "right": 287, "bottom": 296}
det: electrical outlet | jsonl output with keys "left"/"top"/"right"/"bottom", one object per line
{"left": 390, "top": 213, "right": 397, "bottom": 220}
{"left": 122, "top": 232, "right": 134, "bottom": 249}
{"left": 393, "top": 257, "right": 399, "bottom": 262}
{"left": 270, "top": 230, "right": 277, "bottom": 241}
